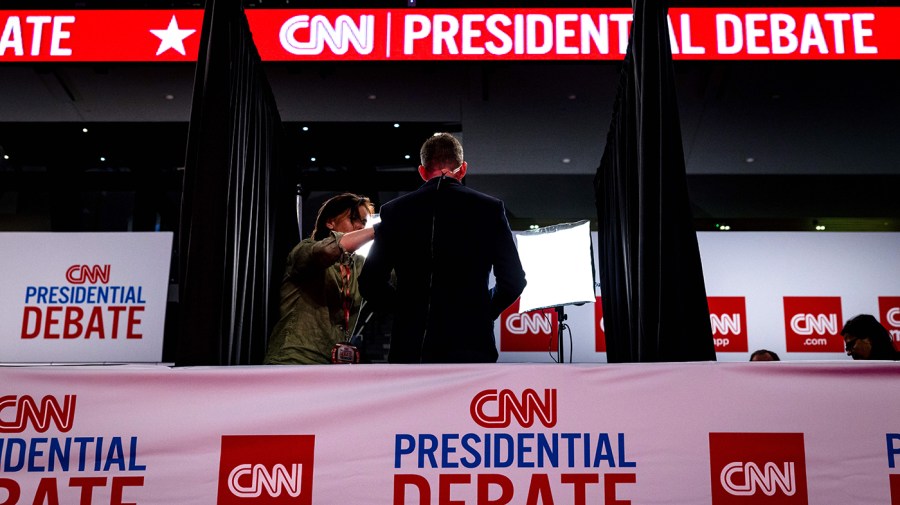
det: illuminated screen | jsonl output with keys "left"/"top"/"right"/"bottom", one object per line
{"left": 515, "top": 220, "right": 595, "bottom": 313}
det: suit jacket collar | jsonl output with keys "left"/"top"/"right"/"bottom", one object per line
{"left": 421, "top": 176, "right": 462, "bottom": 190}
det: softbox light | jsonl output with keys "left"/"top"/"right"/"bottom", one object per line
{"left": 356, "top": 213, "right": 381, "bottom": 258}
{"left": 516, "top": 220, "right": 596, "bottom": 313}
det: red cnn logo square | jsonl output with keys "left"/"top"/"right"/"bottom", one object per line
{"left": 708, "top": 297, "right": 749, "bottom": 352}
{"left": 783, "top": 297, "right": 843, "bottom": 353}
{"left": 890, "top": 474, "right": 900, "bottom": 504}
{"left": 500, "top": 299, "right": 558, "bottom": 352}
{"left": 878, "top": 297, "right": 900, "bottom": 352}
{"left": 217, "top": 435, "right": 315, "bottom": 505}
{"left": 594, "top": 296, "right": 606, "bottom": 352}
{"left": 709, "top": 433, "right": 808, "bottom": 504}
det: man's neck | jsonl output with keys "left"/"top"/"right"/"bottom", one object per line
{"left": 426, "top": 171, "right": 462, "bottom": 182}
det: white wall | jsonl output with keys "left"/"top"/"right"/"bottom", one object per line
{"left": 496, "top": 231, "right": 900, "bottom": 363}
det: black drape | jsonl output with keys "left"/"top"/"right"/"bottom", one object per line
{"left": 594, "top": 0, "right": 715, "bottom": 362}
{"left": 176, "top": 0, "right": 286, "bottom": 365}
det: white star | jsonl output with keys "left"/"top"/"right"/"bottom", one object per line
{"left": 150, "top": 16, "right": 196, "bottom": 56}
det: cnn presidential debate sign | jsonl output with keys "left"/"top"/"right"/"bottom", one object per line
{"left": 1, "top": 7, "right": 899, "bottom": 62}
{"left": 0, "top": 233, "right": 171, "bottom": 363}
{"left": 0, "top": 362, "right": 898, "bottom": 504}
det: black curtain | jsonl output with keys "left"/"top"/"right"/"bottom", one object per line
{"left": 594, "top": 0, "right": 715, "bottom": 362}
{"left": 175, "top": 0, "right": 287, "bottom": 365}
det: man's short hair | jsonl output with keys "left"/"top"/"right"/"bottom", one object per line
{"left": 420, "top": 133, "right": 463, "bottom": 172}
{"left": 749, "top": 349, "right": 780, "bottom": 361}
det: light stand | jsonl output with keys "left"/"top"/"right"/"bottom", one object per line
{"left": 555, "top": 305, "right": 568, "bottom": 363}
{"left": 295, "top": 183, "right": 303, "bottom": 239}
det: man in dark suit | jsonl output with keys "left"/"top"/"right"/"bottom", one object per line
{"left": 359, "top": 133, "right": 526, "bottom": 363}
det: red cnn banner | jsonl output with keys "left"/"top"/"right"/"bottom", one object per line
{"left": 594, "top": 296, "right": 606, "bottom": 353}
{"left": 0, "top": 10, "right": 203, "bottom": 62}
{"left": 3, "top": 7, "right": 900, "bottom": 62}
{"left": 783, "top": 296, "right": 843, "bottom": 353}
{"left": 709, "top": 433, "right": 809, "bottom": 504}
{"left": 708, "top": 297, "right": 749, "bottom": 353}
{"left": 879, "top": 296, "right": 900, "bottom": 351}
{"left": 247, "top": 8, "right": 900, "bottom": 61}
{"left": 499, "top": 298, "right": 558, "bottom": 353}
{"left": 217, "top": 435, "right": 315, "bottom": 505}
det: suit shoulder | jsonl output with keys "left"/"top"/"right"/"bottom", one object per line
{"left": 379, "top": 192, "right": 415, "bottom": 213}
{"left": 457, "top": 185, "right": 505, "bottom": 209}
{"left": 385, "top": 184, "right": 428, "bottom": 205}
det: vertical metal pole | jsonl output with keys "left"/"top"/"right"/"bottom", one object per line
{"left": 295, "top": 183, "right": 303, "bottom": 239}
{"left": 556, "top": 306, "right": 566, "bottom": 363}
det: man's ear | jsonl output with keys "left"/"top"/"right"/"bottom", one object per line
{"left": 418, "top": 165, "right": 428, "bottom": 181}
{"left": 457, "top": 161, "right": 468, "bottom": 179}
{"left": 326, "top": 219, "right": 335, "bottom": 230}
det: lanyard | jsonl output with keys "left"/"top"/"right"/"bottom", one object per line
{"left": 339, "top": 252, "right": 353, "bottom": 340}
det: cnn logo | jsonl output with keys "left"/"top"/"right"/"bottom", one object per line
{"left": 217, "top": 435, "right": 315, "bottom": 505}
{"left": 470, "top": 389, "right": 557, "bottom": 428}
{"left": 783, "top": 297, "right": 843, "bottom": 353}
{"left": 228, "top": 464, "right": 302, "bottom": 498}
{"left": 499, "top": 299, "right": 558, "bottom": 352}
{"left": 720, "top": 462, "right": 797, "bottom": 497}
{"left": 879, "top": 297, "right": 900, "bottom": 351}
{"left": 279, "top": 14, "right": 374, "bottom": 56}
{"left": 0, "top": 395, "right": 76, "bottom": 433}
{"left": 710, "top": 433, "right": 808, "bottom": 504}
{"left": 505, "top": 313, "right": 553, "bottom": 335}
{"left": 708, "top": 297, "right": 749, "bottom": 352}
{"left": 65, "top": 264, "right": 110, "bottom": 284}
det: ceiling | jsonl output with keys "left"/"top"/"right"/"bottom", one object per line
{"left": 1, "top": 2, "right": 899, "bottom": 232}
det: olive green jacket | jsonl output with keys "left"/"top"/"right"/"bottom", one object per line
{"left": 265, "top": 231, "right": 364, "bottom": 364}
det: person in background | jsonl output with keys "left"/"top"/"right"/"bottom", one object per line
{"left": 359, "top": 133, "right": 526, "bottom": 363}
{"left": 749, "top": 349, "right": 780, "bottom": 361}
{"left": 265, "top": 193, "right": 375, "bottom": 364}
{"left": 841, "top": 314, "right": 899, "bottom": 361}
